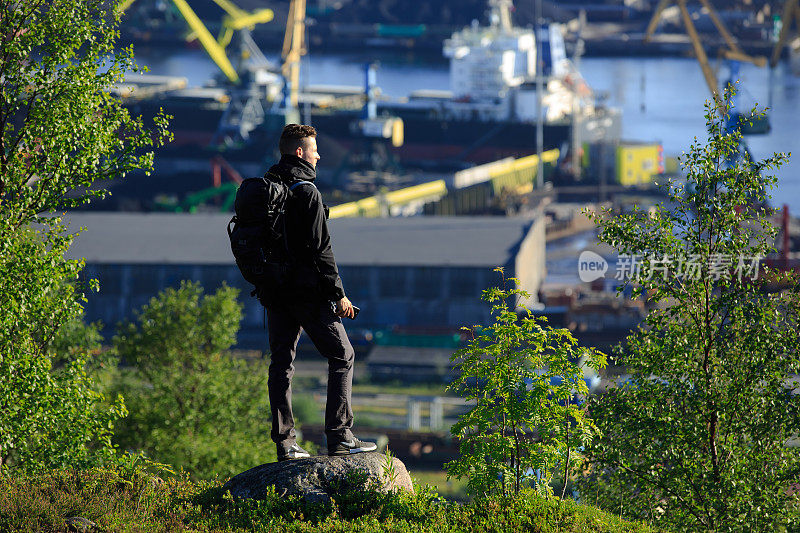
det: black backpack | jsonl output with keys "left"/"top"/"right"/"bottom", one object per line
{"left": 227, "top": 174, "right": 308, "bottom": 303}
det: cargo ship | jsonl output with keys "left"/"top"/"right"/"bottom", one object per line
{"left": 111, "top": 0, "right": 620, "bottom": 209}
{"left": 312, "top": 0, "right": 621, "bottom": 167}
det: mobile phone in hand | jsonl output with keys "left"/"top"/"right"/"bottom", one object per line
{"left": 331, "top": 301, "right": 360, "bottom": 319}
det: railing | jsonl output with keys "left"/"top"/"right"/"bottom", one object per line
{"left": 311, "top": 392, "right": 473, "bottom": 431}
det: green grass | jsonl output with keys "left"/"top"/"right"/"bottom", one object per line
{"left": 0, "top": 467, "right": 661, "bottom": 532}
{"left": 410, "top": 470, "right": 468, "bottom": 501}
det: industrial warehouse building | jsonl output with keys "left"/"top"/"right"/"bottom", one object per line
{"left": 65, "top": 213, "right": 546, "bottom": 348}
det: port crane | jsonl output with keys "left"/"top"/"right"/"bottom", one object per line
{"left": 121, "top": 0, "right": 402, "bottom": 210}
{"left": 644, "top": 0, "right": 774, "bottom": 167}
{"left": 118, "top": 0, "right": 283, "bottom": 145}
{"left": 645, "top": 0, "right": 767, "bottom": 114}
{"left": 119, "top": 0, "right": 298, "bottom": 211}
{"left": 281, "top": 0, "right": 306, "bottom": 112}
{"left": 118, "top": 0, "right": 274, "bottom": 85}
{"left": 130, "top": 0, "right": 335, "bottom": 147}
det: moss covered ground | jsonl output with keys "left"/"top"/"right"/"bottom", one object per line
{"left": 0, "top": 467, "right": 660, "bottom": 532}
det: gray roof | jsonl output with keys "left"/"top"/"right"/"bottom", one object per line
{"left": 63, "top": 213, "right": 537, "bottom": 267}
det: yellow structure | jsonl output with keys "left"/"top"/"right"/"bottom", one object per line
{"left": 329, "top": 149, "right": 560, "bottom": 218}
{"left": 391, "top": 118, "right": 404, "bottom": 148}
{"left": 213, "top": 0, "right": 275, "bottom": 49}
{"left": 119, "top": 0, "right": 274, "bottom": 84}
{"left": 329, "top": 180, "right": 447, "bottom": 218}
{"left": 282, "top": 0, "right": 307, "bottom": 110}
{"left": 487, "top": 150, "right": 559, "bottom": 194}
{"left": 616, "top": 143, "right": 664, "bottom": 185}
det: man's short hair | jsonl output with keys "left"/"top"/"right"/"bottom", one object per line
{"left": 279, "top": 124, "right": 317, "bottom": 155}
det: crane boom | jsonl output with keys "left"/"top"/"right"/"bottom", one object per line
{"left": 677, "top": 0, "right": 720, "bottom": 104}
{"left": 644, "top": 0, "right": 670, "bottom": 42}
{"left": 119, "top": 0, "right": 275, "bottom": 85}
{"left": 282, "top": 0, "right": 307, "bottom": 110}
{"left": 214, "top": 0, "right": 273, "bottom": 48}
{"left": 645, "top": 0, "right": 768, "bottom": 106}
{"left": 696, "top": 0, "right": 742, "bottom": 54}
{"left": 212, "top": 0, "right": 248, "bottom": 19}
{"left": 171, "top": 0, "right": 240, "bottom": 83}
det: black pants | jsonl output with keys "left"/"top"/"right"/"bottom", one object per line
{"left": 266, "top": 299, "right": 355, "bottom": 449}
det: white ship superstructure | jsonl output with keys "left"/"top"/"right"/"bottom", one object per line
{"left": 438, "top": 0, "right": 596, "bottom": 125}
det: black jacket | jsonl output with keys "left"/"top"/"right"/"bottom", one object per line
{"left": 266, "top": 155, "right": 346, "bottom": 302}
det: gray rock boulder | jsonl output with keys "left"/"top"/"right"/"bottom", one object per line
{"left": 65, "top": 516, "right": 96, "bottom": 532}
{"left": 222, "top": 452, "right": 414, "bottom": 504}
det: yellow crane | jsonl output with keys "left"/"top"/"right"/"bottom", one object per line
{"left": 645, "top": 0, "right": 767, "bottom": 107}
{"left": 281, "top": 0, "right": 307, "bottom": 110}
{"left": 117, "top": 0, "right": 274, "bottom": 84}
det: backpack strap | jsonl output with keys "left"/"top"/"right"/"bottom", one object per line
{"left": 264, "top": 171, "right": 316, "bottom": 193}
{"left": 264, "top": 171, "right": 316, "bottom": 191}
{"left": 289, "top": 180, "right": 316, "bottom": 191}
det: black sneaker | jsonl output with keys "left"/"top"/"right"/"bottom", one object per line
{"left": 277, "top": 443, "right": 311, "bottom": 461}
{"left": 328, "top": 437, "right": 378, "bottom": 456}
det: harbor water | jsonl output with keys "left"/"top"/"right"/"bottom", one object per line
{"left": 133, "top": 48, "right": 800, "bottom": 213}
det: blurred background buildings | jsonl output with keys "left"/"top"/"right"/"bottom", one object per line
{"left": 66, "top": 0, "right": 800, "bottom": 469}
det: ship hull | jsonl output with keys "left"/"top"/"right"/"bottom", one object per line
{"left": 126, "top": 97, "right": 581, "bottom": 167}
{"left": 113, "top": 94, "right": 617, "bottom": 209}
{"left": 312, "top": 110, "right": 571, "bottom": 165}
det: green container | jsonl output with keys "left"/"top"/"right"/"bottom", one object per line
{"left": 376, "top": 24, "right": 427, "bottom": 37}
{"left": 373, "top": 330, "right": 462, "bottom": 348}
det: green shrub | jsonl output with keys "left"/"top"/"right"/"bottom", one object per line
{"left": 582, "top": 89, "right": 800, "bottom": 532}
{"left": 447, "top": 270, "right": 606, "bottom": 497}
{"left": 111, "top": 281, "right": 277, "bottom": 478}
{"left": 0, "top": 0, "right": 168, "bottom": 475}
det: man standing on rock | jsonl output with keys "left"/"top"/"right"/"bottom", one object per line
{"left": 263, "top": 124, "right": 377, "bottom": 461}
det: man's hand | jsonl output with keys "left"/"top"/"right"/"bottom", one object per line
{"left": 335, "top": 296, "right": 355, "bottom": 319}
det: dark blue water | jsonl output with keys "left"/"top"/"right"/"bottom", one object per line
{"left": 132, "top": 48, "right": 800, "bottom": 213}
